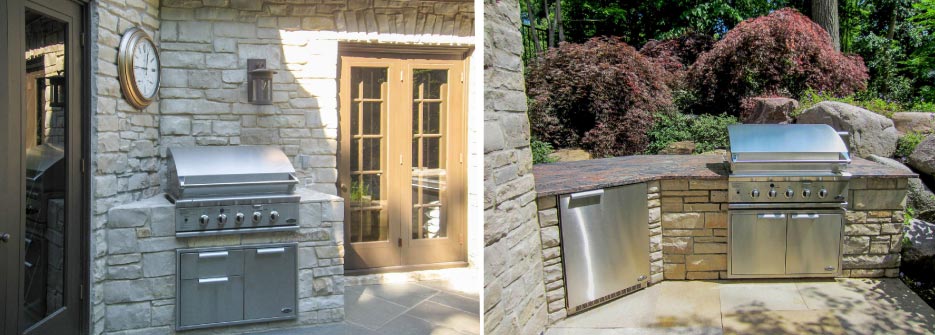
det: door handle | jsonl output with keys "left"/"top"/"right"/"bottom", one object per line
{"left": 256, "top": 247, "right": 285, "bottom": 254}
{"left": 570, "top": 189, "right": 604, "bottom": 200}
{"left": 791, "top": 214, "right": 820, "bottom": 219}
{"left": 198, "top": 277, "right": 229, "bottom": 284}
{"left": 0, "top": 232, "right": 9, "bottom": 243}
{"left": 756, "top": 214, "right": 786, "bottom": 219}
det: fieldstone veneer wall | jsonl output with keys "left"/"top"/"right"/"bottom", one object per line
{"left": 483, "top": 0, "right": 548, "bottom": 334}
{"left": 157, "top": 0, "right": 474, "bottom": 195}
{"left": 660, "top": 179, "right": 730, "bottom": 280}
{"left": 843, "top": 177, "right": 908, "bottom": 277}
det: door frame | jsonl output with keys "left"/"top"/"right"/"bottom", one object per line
{"left": 338, "top": 44, "right": 471, "bottom": 274}
{"left": 1, "top": 0, "right": 89, "bottom": 333}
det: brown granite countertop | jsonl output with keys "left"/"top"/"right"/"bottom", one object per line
{"left": 533, "top": 155, "right": 917, "bottom": 197}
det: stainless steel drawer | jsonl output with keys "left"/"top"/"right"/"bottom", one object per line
{"left": 244, "top": 246, "right": 297, "bottom": 320}
{"left": 179, "top": 250, "right": 244, "bottom": 279}
{"left": 179, "top": 275, "right": 244, "bottom": 327}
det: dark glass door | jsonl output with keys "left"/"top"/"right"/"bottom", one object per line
{"left": 1, "top": 0, "right": 84, "bottom": 334}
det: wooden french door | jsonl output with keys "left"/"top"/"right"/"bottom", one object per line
{"left": 1, "top": 0, "right": 85, "bottom": 334}
{"left": 339, "top": 51, "right": 467, "bottom": 272}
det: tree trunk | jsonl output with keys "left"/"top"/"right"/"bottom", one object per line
{"left": 556, "top": 0, "right": 565, "bottom": 42}
{"left": 886, "top": 7, "right": 898, "bottom": 40}
{"left": 542, "top": 0, "right": 554, "bottom": 47}
{"left": 812, "top": 0, "right": 841, "bottom": 51}
{"left": 524, "top": 0, "right": 541, "bottom": 54}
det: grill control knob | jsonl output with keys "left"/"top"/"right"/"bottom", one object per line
{"left": 252, "top": 211, "right": 262, "bottom": 223}
{"left": 802, "top": 189, "right": 812, "bottom": 198}
{"left": 768, "top": 189, "right": 777, "bottom": 198}
{"left": 235, "top": 213, "right": 245, "bottom": 225}
{"left": 270, "top": 211, "right": 280, "bottom": 223}
{"left": 785, "top": 188, "right": 794, "bottom": 198}
{"left": 818, "top": 188, "right": 828, "bottom": 198}
{"left": 751, "top": 189, "right": 760, "bottom": 198}
{"left": 217, "top": 213, "right": 228, "bottom": 226}
{"left": 199, "top": 215, "right": 210, "bottom": 226}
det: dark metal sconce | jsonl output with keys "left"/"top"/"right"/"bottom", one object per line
{"left": 247, "top": 59, "right": 276, "bottom": 105}
{"left": 47, "top": 74, "right": 65, "bottom": 107}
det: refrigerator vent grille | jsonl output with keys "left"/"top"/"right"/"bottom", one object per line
{"left": 568, "top": 282, "right": 644, "bottom": 315}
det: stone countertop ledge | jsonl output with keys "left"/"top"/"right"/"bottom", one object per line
{"left": 533, "top": 154, "right": 917, "bottom": 197}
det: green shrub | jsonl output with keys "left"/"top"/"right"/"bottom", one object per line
{"left": 646, "top": 112, "right": 739, "bottom": 154}
{"left": 897, "top": 131, "right": 928, "bottom": 157}
{"left": 531, "top": 138, "right": 557, "bottom": 164}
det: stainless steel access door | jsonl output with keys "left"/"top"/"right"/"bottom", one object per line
{"left": 244, "top": 245, "right": 297, "bottom": 320}
{"left": 730, "top": 212, "right": 787, "bottom": 275}
{"left": 786, "top": 212, "right": 843, "bottom": 275}
{"left": 559, "top": 183, "right": 649, "bottom": 314}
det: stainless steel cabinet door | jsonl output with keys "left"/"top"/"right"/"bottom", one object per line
{"left": 730, "top": 213, "right": 787, "bottom": 275}
{"left": 786, "top": 213, "right": 842, "bottom": 274}
{"left": 179, "top": 276, "right": 244, "bottom": 327}
{"left": 244, "top": 245, "right": 297, "bottom": 320}
{"left": 560, "top": 183, "right": 649, "bottom": 312}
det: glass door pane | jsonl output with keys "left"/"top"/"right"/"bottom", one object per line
{"left": 22, "top": 8, "right": 67, "bottom": 329}
{"left": 411, "top": 69, "right": 448, "bottom": 240}
{"left": 348, "top": 67, "right": 388, "bottom": 243}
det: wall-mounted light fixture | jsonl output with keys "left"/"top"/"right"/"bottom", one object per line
{"left": 247, "top": 59, "right": 276, "bottom": 105}
{"left": 47, "top": 73, "right": 65, "bottom": 107}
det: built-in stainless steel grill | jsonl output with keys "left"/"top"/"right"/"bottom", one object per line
{"left": 166, "top": 146, "right": 300, "bottom": 237}
{"left": 727, "top": 124, "right": 850, "bottom": 278}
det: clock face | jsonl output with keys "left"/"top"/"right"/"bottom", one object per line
{"left": 132, "top": 40, "right": 159, "bottom": 99}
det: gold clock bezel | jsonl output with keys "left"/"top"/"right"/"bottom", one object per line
{"left": 117, "top": 27, "right": 160, "bottom": 110}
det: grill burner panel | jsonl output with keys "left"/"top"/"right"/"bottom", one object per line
{"left": 166, "top": 146, "right": 300, "bottom": 237}
{"left": 728, "top": 176, "right": 849, "bottom": 207}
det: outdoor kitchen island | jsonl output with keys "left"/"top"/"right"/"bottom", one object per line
{"left": 532, "top": 154, "right": 916, "bottom": 325}
{"left": 98, "top": 187, "right": 344, "bottom": 333}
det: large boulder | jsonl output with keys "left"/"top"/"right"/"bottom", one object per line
{"left": 796, "top": 101, "right": 898, "bottom": 158}
{"left": 867, "top": 155, "right": 935, "bottom": 216}
{"left": 660, "top": 141, "right": 696, "bottom": 155}
{"left": 902, "top": 219, "right": 935, "bottom": 280}
{"left": 742, "top": 97, "right": 798, "bottom": 124}
{"left": 908, "top": 134, "right": 935, "bottom": 175}
{"left": 892, "top": 112, "right": 935, "bottom": 134}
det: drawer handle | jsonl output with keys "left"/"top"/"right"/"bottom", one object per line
{"left": 198, "top": 277, "right": 229, "bottom": 284}
{"left": 256, "top": 247, "right": 286, "bottom": 255}
{"left": 570, "top": 189, "right": 604, "bottom": 200}
{"left": 198, "top": 251, "right": 229, "bottom": 259}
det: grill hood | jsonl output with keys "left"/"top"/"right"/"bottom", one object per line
{"left": 728, "top": 124, "right": 851, "bottom": 175}
{"left": 165, "top": 146, "right": 298, "bottom": 202}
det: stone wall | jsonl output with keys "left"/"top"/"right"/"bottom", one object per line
{"left": 158, "top": 0, "right": 474, "bottom": 195}
{"left": 660, "top": 179, "right": 729, "bottom": 280}
{"left": 90, "top": 1, "right": 162, "bottom": 333}
{"left": 483, "top": 0, "right": 548, "bottom": 333}
{"left": 534, "top": 181, "right": 663, "bottom": 325}
{"left": 99, "top": 190, "right": 343, "bottom": 334}
{"left": 843, "top": 177, "right": 908, "bottom": 277}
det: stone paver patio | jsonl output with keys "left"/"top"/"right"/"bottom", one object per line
{"left": 247, "top": 280, "right": 480, "bottom": 335}
{"left": 546, "top": 279, "right": 935, "bottom": 335}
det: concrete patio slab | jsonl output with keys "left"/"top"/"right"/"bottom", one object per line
{"left": 547, "top": 279, "right": 935, "bottom": 335}
{"left": 248, "top": 279, "right": 479, "bottom": 335}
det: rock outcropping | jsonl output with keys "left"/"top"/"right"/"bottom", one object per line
{"left": 797, "top": 101, "right": 899, "bottom": 158}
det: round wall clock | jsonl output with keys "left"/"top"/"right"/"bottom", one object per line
{"left": 118, "top": 27, "right": 160, "bottom": 109}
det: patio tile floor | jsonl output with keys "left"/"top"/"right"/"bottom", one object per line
{"left": 247, "top": 280, "right": 479, "bottom": 335}
{"left": 547, "top": 278, "right": 935, "bottom": 335}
